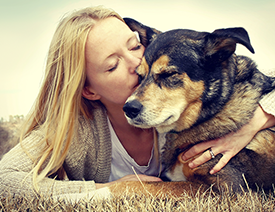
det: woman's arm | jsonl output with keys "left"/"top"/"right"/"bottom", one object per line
{"left": 0, "top": 131, "right": 97, "bottom": 199}
{"left": 0, "top": 129, "right": 162, "bottom": 202}
{"left": 181, "top": 105, "right": 275, "bottom": 174}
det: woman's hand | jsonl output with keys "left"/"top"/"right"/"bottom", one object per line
{"left": 181, "top": 105, "right": 275, "bottom": 175}
{"left": 96, "top": 174, "right": 162, "bottom": 189}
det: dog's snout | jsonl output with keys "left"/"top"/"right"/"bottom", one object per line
{"left": 123, "top": 100, "right": 143, "bottom": 119}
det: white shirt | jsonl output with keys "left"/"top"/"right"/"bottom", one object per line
{"left": 107, "top": 118, "right": 166, "bottom": 182}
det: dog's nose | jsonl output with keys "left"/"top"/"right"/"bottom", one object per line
{"left": 123, "top": 100, "right": 143, "bottom": 119}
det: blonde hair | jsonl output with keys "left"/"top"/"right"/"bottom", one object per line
{"left": 20, "top": 6, "right": 123, "bottom": 191}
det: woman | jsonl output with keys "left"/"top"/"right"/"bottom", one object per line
{"left": 0, "top": 6, "right": 162, "bottom": 200}
{"left": 0, "top": 6, "right": 274, "bottom": 200}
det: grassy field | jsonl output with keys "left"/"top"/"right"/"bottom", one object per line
{"left": 1, "top": 188, "right": 275, "bottom": 211}
{"left": 1, "top": 117, "right": 275, "bottom": 211}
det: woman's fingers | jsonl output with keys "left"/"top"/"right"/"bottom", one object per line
{"left": 182, "top": 140, "right": 217, "bottom": 161}
{"left": 209, "top": 154, "right": 232, "bottom": 174}
{"left": 186, "top": 147, "right": 234, "bottom": 174}
{"left": 187, "top": 148, "right": 216, "bottom": 169}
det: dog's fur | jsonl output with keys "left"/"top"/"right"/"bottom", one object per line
{"left": 116, "top": 18, "right": 275, "bottom": 195}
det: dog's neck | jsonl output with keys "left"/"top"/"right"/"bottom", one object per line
{"left": 194, "top": 56, "right": 238, "bottom": 127}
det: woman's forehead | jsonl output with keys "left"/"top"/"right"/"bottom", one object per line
{"left": 85, "top": 18, "right": 135, "bottom": 60}
{"left": 85, "top": 17, "right": 137, "bottom": 71}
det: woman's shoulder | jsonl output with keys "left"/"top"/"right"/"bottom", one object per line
{"left": 77, "top": 104, "right": 110, "bottom": 143}
{"left": 78, "top": 104, "right": 108, "bottom": 131}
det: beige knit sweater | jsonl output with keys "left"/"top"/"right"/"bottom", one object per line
{"left": 0, "top": 70, "right": 274, "bottom": 199}
{"left": 0, "top": 106, "right": 112, "bottom": 198}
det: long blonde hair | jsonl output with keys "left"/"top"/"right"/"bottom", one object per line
{"left": 20, "top": 6, "right": 123, "bottom": 191}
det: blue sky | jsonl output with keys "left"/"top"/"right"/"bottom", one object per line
{"left": 0, "top": 0, "right": 274, "bottom": 120}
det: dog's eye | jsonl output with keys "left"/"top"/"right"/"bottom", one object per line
{"left": 155, "top": 71, "right": 182, "bottom": 88}
{"left": 158, "top": 72, "right": 176, "bottom": 79}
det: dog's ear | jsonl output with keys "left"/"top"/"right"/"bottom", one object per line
{"left": 123, "top": 18, "right": 162, "bottom": 47}
{"left": 204, "top": 27, "right": 255, "bottom": 67}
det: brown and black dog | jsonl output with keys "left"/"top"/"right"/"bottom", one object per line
{"left": 118, "top": 18, "right": 275, "bottom": 196}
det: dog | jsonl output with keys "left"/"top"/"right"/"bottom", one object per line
{"left": 116, "top": 18, "right": 275, "bottom": 195}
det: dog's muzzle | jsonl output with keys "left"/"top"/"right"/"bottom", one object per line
{"left": 123, "top": 100, "right": 143, "bottom": 119}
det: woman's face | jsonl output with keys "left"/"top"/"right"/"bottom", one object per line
{"left": 83, "top": 17, "right": 145, "bottom": 109}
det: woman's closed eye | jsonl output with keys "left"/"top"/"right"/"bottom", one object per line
{"left": 106, "top": 38, "right": 143, "bottom": 72}
{"left": 131, "top": 43, "right": 142, "bottom": 51}
{"left": 107, "top": 61, "right": 119, "bottom": 72}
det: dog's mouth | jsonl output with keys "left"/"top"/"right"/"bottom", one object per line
{"left": 164, "top": 115, "right": 173, "bottom": 123}
{"left": 125, "top": 110, "right": 178, "bottom": 133}
{"left": 124, "top": 96, "right": 186, "bottom": 133}
{"left": 130, "top": 115, "right": 173, "bottom": 127}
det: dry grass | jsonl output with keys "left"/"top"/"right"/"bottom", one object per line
{"left": 1, "top": 189, "right": 275, "bottom": 211}
{"left": 1, "top": 117, "right": 275, "bottom": 211}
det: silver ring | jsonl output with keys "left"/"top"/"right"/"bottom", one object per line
{"left": 209, "top": 148, "right": 215, "bottom": 159}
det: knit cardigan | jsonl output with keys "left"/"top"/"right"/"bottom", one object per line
{"left": 0, "top": 105, "right": 112, "bottom": 198}
{"left": 0, "top": 70, "right": 274, "bottom": 199}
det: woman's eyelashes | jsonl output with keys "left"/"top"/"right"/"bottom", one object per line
{"left": 108, "top": 62, "right": 119, "bottom": 72}
{"left": 131, "top": 43, "right": 142, "bottom": 51}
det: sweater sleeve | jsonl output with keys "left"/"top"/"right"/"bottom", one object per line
{"left": 0, "top": 130, "right": 97, "bottom": 200}
{"left": 0, "top": 106, "right": 112, "bottom": 202}
{"left": 259, "top": 69, "right": 275, "bottom": 116}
